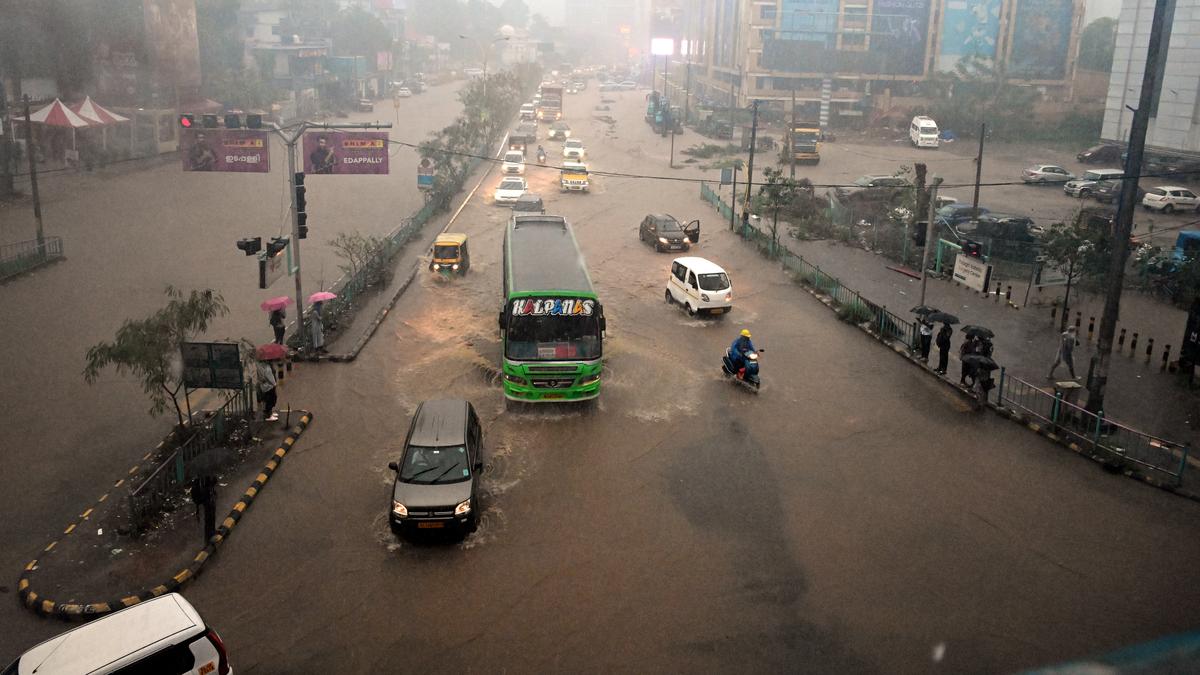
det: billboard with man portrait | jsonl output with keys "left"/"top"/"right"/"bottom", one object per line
{"left": 181, "top": 129, "right": 270, "bottom": 173}
{"left": 303, "top": 131, "right": 390, "bottom": 175}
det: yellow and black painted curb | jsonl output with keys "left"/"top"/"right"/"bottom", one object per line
{"left": 17, "top": 411, "right": 313, "bottom": 620}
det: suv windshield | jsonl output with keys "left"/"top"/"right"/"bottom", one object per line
{"left": 657, "top": 219, "right": 681, "bottom": 232}
{"left": 505, "top": 153, "right": 523, "bottom": 163}
{"left": 566, "top": 140, "right": 582, "bottom": 147}
{"left": 500, "top": 180, "right": 524, "bottom": 190}
{"left": 400, "top": 445, "right": 469, "bottom": 484}
{"left": 698, "top": 273, "right": 729, "bottom": 291}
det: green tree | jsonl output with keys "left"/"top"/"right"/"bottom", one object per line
{"left": 921, "top": 55, "right": 1039, "bottom": 139}
{"left": 1038, "top": 209, "right": 1113, "bottom": 331}
{"left": 84, "top": 287, "right": 230, "bottom": 425}
{"left": 1078, "top": 17, "right": 1117, "bottom": 72}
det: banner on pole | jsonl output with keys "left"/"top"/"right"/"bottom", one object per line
{"left": 952, "top": 255, "right": 992, "bottom": 293}
{"left": 181, "top": 129, "right": 270, "bottom": 172}
{"left": 302, "top": 131, "right": 390, "bottom": 175}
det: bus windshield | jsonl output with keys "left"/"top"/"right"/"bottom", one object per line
{"left": 506, "top": 312, "right": 601, "bottom": 361}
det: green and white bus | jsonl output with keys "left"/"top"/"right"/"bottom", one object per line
{"left": 500, "top": 215, "right": 605, "bottom": 403}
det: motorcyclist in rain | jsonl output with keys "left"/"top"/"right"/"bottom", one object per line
{"left": 728, "top": 329, "right": 755, "bottom": 371}
{"left": 536, "top": 145, "right": 547, "bottom": 163}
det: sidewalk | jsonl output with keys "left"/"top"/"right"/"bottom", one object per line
{"left": 786, "top": 237, "right": 1200, "bottom": 444}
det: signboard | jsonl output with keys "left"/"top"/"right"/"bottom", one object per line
{"left": 181, "top": 129, "right": 270, "bottom": 173}
{"left": 181, "top": 342, "right": 244, "bottom": 390}
{"left": 417, "top": 157, "right": 435, "bottom": 190}
{"left": 303, "top": 131, "right": 390, "bottom": 175}
{"left": 510, "top": 297, "right": 596, "bottom": 317}
{"left": 720, "top": 168, "right": 732, "bottom": 185}
{"left": 952, "top": 254, "right": 992, "bottom": 292}
{"left": 870, "top": 0, "right": 932, "bottom": 76}
{"left": 258, "top": 240, "right": 289, "bottom": 289}
{"left": 939, "top": 0, "right": 1001, "bottom": 70}
{"left": 1009, "top": 0, "right": 1074, "bottom": 80}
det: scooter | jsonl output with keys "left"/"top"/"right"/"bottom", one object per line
{"left": 536, "top": 149, "right": 547, "bottom": 165}
{"left": 721, "top": 348, "right": 762, "bottom": 392}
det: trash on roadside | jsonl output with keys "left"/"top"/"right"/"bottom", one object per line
{"left": 110, "top": 548, "right": 123, "bottom": 556}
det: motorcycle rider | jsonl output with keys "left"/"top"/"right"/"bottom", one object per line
{"left": 536, "top": 145, "right": 547, "bottom": 163}
{"left": 727, "top": 329, "right": 755, "bottom": 373}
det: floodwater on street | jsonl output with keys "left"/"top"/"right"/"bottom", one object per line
{"left": 3, "top": 83, "right": 1200, "bottom": 673}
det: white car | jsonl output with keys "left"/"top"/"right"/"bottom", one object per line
{"left": 502, "top": 150, "right": 525, "bottom": 175}
{"left": 494, "top": 177, "right": 527, "bottom": 204}
{"left": 618, "top": 80, "right": 637, "bottom": 90}
{"left": 1022, "top": 164, "right": 1075, "bottom": 184}
{"left": 563, "top": 138, "right": 586, "bottom": 160}
{"left": 666, "top": 257, "right": 732, "bottom": 317}
{"left": 395, "top": 87, "right": 412, "bottom": 98}
{"left": 1142, "top": 186, "right": 1200, "bottom": 213}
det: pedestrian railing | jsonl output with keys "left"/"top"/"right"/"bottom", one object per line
{"left": 127, "top": 385, "right": 255, "bottom": 535}
{"left": 997, "top": 371, "right": 1189, "bottom": 485}
{"left": 0, "top": 236, "right": 64, "bottom": 281}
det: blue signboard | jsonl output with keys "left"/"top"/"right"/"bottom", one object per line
{"left": 1009, "top": 0, "right": 1075, "bottom": 80}
{"left": 940, "top": 0, "right": 1001, "bottom": 65}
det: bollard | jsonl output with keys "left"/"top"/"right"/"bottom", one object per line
{"left": 994, "top": 281, "right": 1001, "bottom": 302}
{"left": 1130, "top": 332, "right": 1139, "bottom": 355}
{"left": 1087, "top": 316, "right": 1095, "bottom": 341}
{"left": 1006, "top": 285, "right": 1012, "bottom": 303}
{"left": 1146, "top": 338, "right": 1154, "bottom": 364}
{"left": 1118, "top": 328, "right": 1126, "bottom": 349}
{"left": 1162, "top": 345, "right": 1171, "bottom": 371}
{"left": 1074, "top": 312, "right": 1082, "bottom": 330}
{"left": 1050, "top": 305, "right": 1057, "bottom": 320}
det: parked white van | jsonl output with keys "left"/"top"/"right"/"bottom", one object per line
{"left": 666, "top": 257, "right": 733, "bottom": 316}
{"left": 910, "top": 116, "right": 940, "bottom": 149}
{"left": 4, "top": 593, "right": 231, "bottom": 675}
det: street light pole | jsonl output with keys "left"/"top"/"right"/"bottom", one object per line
{"left": 459, "top": 35, "right": 509, "bottom": 137}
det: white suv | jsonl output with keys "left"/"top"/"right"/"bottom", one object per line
{"left": 1142, "top": 186, "right": 1200, "bottom": 213}
{"left": 502, "top": 151, "right": 525, "bottom": 175}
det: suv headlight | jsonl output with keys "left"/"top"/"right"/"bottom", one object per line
{"left": 392, "top": 501, "right": 407, "bottom": 518}
{"left": 454, "top": 499, "right": 472, "bottom": 516}
{"left": 658, "top": 237, "right": 669, "bottom": 244}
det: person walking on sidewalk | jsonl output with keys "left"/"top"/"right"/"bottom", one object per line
{"left": 918, "top": 319, "right": 933, "bottom": 363}
{"left": 935, "top": 323, "right": 953, "bottom": 375}
{"left": 257, "top": 358, "right": 279, "bottom": 422}
{"left": 960, "top": 334, "right": 979, "bottom": 386}
{"left": 1048, "top": 326, "right": 1078, "bottom": 380}
{"left": 269, "top": 308, "right": 286, "bottom": 344}
{"left": 310, "top": 301, "right": 327, "bottom": 355}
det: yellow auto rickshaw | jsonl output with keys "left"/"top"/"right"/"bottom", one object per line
{"left": 430, "top": 233, "right": 470, "bottom": 276}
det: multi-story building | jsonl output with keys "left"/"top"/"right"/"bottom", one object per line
{"left": 680, "top": 0, "right": 1086, "bottom": 127}
{"left": 1102, "top": 0, "right": 1200, "bottom": 160}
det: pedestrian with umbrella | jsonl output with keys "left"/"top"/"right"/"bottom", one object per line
{"left": 962, "top": 354, "right": 1000, "bottom": 403}
{"left": 959, "top": 325, "right": 994, "bottom": 387}
{"left": 309, "top": 291, "right": 336, "bottom": 355}
{"left": 935, "top": 323, "right": 954, "bottom": 375}
{"left": 261, "top": 296, "right": 292, "bottom": 344}
{"left": 254, "top": 344, "right": 284, "bottom": 421}
{"left": 921, "top": 312, "right": 958, "bottom": 365}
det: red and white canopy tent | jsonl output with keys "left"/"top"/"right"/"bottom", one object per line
{"left": 71, "top": 96, "right": 131, "bottom": 150}
{"left": 12, "top": 98, "right": 92, "bottom": 152}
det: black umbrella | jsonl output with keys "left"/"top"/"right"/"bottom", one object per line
{"left": 911, "top": 305, "right": 939, "bottom": 316}
{"left": 961, "top": 325, "right": 995, "bottom": 339}
{"left": 961, "top": 354, "right": 999, "bottom": 371}
{"left": 926, "top": 312, "right": 959, "bottom": 325}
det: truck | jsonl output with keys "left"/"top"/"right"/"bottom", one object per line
{"left": 500, "top": 215, "right": 605, "bottom": 404}
{"left": 790, "top": 121, "right": 821, "bottom": 165}
{"left": 560, "top": 162, "right": 589, "bottom": 192}
{"left": 537, "top": 85, "right": 563, "bottom": 121}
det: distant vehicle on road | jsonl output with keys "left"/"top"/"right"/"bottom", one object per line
{"left": 835, "top": 175, "right": 911, "bottom": 202}
{"left": 511, "top": 193, "right": 546, "bottom": 214}
{"left": 388, "top": 399, "right": 483, "bottom": 534}
{"left": 937, "top": 203, "right": 991, "bottom": 226}
{"left": 548, "top": 121, "right": 572, "bottom": 140}
{"left": 1077, "top": 144, "right": 1123, "bottom": 164}
{"left": 519, "top": 103, "right": 535, "bottom": 120}
{"left": 639, "top": 213, "right": 698, "bottom": 252}
{"left": 1092, "top": 179, "right": 1146, "bottom": 205}
{"left": 494, "top": 177, "right": 527, "bottom": 204}
{"left": 563, "top": 138, "right": 586, "bottom": 160}
{"left": 1142, "top": 186, "right": 1200, "bottom": 213}
{"left": 357, "top": 98, "right": 374, "bottom": 112}
{"left": 666, "top": 256, "right": 731, "bottom": 317}
{"left": 1022, "top": 164, "right": 1074, "bottom": 184}
{"left": 599, "top": 81, "right": 620, "bottom": 91}
{"left": 1064, "top": 168, "right": 1125, "bottom": 198}
{"left": 395, "top": 87, "right": 412, "bottom": 98}
{"left": 909, "top": 116, "right": 940, "bottom": 149}
{"left": 618, "top": 80, "right": 637, "bottom": 90}
{"left": 502, "top": 150, "right": 525, "bottom": 175}
{"left": 560, "top": 161, "right": 589, "bottom": 192}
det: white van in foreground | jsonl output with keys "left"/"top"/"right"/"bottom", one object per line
{"left": 910, "top": 116, "right": 940, "bottom": 149}
{"left": 667, "top": 257, "right": 733, "bottom": 316}
{"left": 4, "top": 593, "right": 230, "bottom": 675}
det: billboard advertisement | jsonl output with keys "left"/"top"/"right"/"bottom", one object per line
{"left": 650, "top": 0, "right": 683, "bottom": 54}
{"left": 303, "top": 131, "right": 390, "bottom": 175}
{"left": 940, "top": 0, "right": 1001, "bottom": 68}
{"left": 181, "top": 129, "right": 270, "bottom": 173}
{"left": 780, "top": 0, "right": 839, "bottom": 43}
{"left": 870, "top": 0, "right": 932, "bottom": 76}
{"left": 142, "top": 0, "right": 202, "bottom": 89}
{"left": 1009, "top": 0, "right": 1075, "bottom": 80}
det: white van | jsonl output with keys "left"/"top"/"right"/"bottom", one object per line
{"left": 4, "top": 593, "right": 230, "bottom": 675}
{"left": 910, "top": 116, "right": 940, "bottom": 149}
{"left": 666, "top": 257, "right": 733, "bottom": 316}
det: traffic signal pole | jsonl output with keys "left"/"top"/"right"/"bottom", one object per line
{"left": 918, "top": 176, "right": 942, "bottom": 306}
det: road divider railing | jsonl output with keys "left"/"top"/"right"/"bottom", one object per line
{"left": 1, "top": 236, "right": 64, "bottom": 282}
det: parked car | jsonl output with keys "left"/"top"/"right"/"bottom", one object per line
{"left": 834, "top": 175, "right": 911, "bottom": 202}
{"left": 388, "top": 399, "right": 483, "bottom": 535}
{"left": 1142, "top": 186, "right": 1200, "bottom": 213}
{"left": 493, "top": 177, "right": 528, "bottom": 204}
{"left": 357, "top": 98, "right": 374, "bottom": 112}
{"left": 548, "top": 122, "right": 572, "bottom": 140}
{"left": 502, "top": 150, "right": 525, "bottom": 175}
{"left": 5, "top": 593, "right": 231, "bottom": 675}
{"left": 618, "top": 80, "right": 638, "bottom": 90}
{"left": 639, "top": 213, "right": 699, "bottom": 252}
{"left": 511, "top": 193, "right": 546, "bottom": 214}
{"left": 519, "top": 103, "right": 535, "bottom": 120}
{"left": 562, "top": 138, "right": 586, "bottom": 160}
{"left": 395, "top": 87, "right": 412, "bottom": 98}
{"left": 937, "top": 203, "right": 990, "bottom": 226}
{"left": 1092, "top": 179, "right": 1147, "bottom": 205}
{"left": 1063, "top": 169, "right": 1125, "bottom": 198}
{"left": 1022, "top": 164, "right": 1074, "bottom": 184}
{"left": 599, "top": 81, "right": 620, "bottom": 91}
{"left": 1077, "top": 144, "right": 1123, "bottom": 164}
{"left": 666, "top": 256, "right": 731, "bottom": 316}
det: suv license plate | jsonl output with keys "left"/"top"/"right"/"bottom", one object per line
{"left": 710, "top": 308, "right": 725, "bottom": 314}
{"left": 417, "top": 522, "right": 445, "bottom": 529}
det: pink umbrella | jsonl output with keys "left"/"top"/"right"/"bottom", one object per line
{"left": 260, "top": 296, "right": 293, "bottom": 312}
{"left": 309, "top": 291, "right": 337, "bottom": 303}
{"left": 256, "top": 343, "right": 288, "bottom": 360}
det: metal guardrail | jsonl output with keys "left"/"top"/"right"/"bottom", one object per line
{"left": 997, "top": 371, "right": 1189, "bottom": 485}
{"left": 127, "top": 385, "right": 254, "bottom": 535}
{"left": 0, "top": 236, "right": 64, "bottom": 281}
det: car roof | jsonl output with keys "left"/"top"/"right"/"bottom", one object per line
{"left": 672, "top": 256, "right": 726, "bottom": 274}
{"left": 515, "top": 193, "right": 543, "bottom": 202}
{"left": 15, "top": 594, "right": 205, "bottom": 674}
{"left": 1157, "top": 185, "right": 1191, "bottom": 191}
{"left": 408, "top": 399, "right": 469, "bottom": 446}
{"left": 648, "top": 213, "right": 679, "bottom": 222}
{"left": 435, "top": 233, "right": 467, "bottom": 245}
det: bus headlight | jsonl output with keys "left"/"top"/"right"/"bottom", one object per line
{"left": 505, "top": 373, "right": 526, "bottom": 385}
{"left": 579, "top": 373, "right": 601, "bottom": 385}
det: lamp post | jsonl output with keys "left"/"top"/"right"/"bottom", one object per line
{"left": 458, "top": 34, "right": 511, "bottom": 104}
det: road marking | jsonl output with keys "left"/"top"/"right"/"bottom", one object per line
{"left": 114, "top": 479, "right": 123, "bottom": 488}
{"left": 98, "top": 493, "right": 108, "bottom": 503}
{"left": 441, "top": 133, "right": 508, "bottom": 235}
{"left": 80, "top": 508, "right": 93, "bottom": 519}
{"left": 63, "top": 524, "right": 76, "bottom": 535}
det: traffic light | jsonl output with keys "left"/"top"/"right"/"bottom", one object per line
{"left": 294, "top": 172, "right": 308, "bottom": 239}
{"left": 913, "top": 220, "right": 927, "bottom": 247}
{"left": 236, "top": 237, "right": 262, "bottom": 256}
{"left": 225, "top": 114, "right": 242, "bottom": 129}
{"left": 201, "top": 114, "right": 220, "bottom": 128}
{"left": 246, "top": 113, "right": 263, "bottom": 129}
{"left": 266, "top": 236, "right": 290, "bottom": 255}
{"left": 178, "top": 114, "right": 195, "bottom": 128}
{"left": 963, "top": 240, "right": 983, "bottom": 258}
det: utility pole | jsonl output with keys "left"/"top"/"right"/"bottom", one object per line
{"left": 0, "top": 81, "right": 13, "bottom": 198}
{"left": 790, "top": 88, "right": 797, "bottom": 179}
{"left": 971, "top": 122, "right": 986, "bottom": 218}
{"left": 22, "top": 96, "right": 44, "bottom": 251}
{"left": 683, "top": 61, "right": 692, "bottom": 125}
{"left": 742, "top": 100, "right": 759, "bottom": 217}
{"left": 1088, "top": 0, "right": 1173, "bottom": 415}
{"left": 729, "top": 163, "right": 738, "bottom": 231}
{"left": 918, "top": 176, "right": 943, "bottom": 306}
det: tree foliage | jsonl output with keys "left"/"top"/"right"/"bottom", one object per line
{"left": 330, "top": 6, "right": 394, "bottom": 59}
{"left": 920, "top": 55, "right": 1039, "bottom": 139}
{"left": 83, "top": 287, "right": 230, "bottom": 425}
{"left": 409, "top": 0, "right": 506, "bottom": 62}
{"left": 1078, "top": 18, "right": 1117, "bottom": 72}
{"left": 1039, "top": 208, "right": 1114, "bottom": 288}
